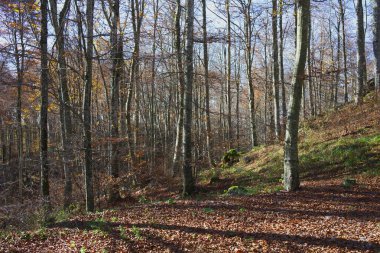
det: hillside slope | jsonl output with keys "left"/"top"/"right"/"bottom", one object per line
{"left": 1, "top": 95, "right": 380, "bottom": 253}
{"left": 202, "top": 93, "right": 380, "bottom": 194}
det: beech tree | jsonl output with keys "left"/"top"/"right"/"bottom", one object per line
{"left": 355, "top": 0, "right": 367, "bottom": 104}
{"left": 202, "top": 0, "right": 212, "bottom": 165}
{"left": 84, "top": 0, "right": 95, "bottom": 212}
{"left": 374, "top": 0, "right": 380, "bottom": 94}
{"left": 283, "top": 0, "right": 310, "bottom": 191}
{"left": 49, "top": 0, "right": 73, "bottom": 209}
{"left": 272, "top": 0, "right": 280, "bottom": 141}
{"left": 182, "top": 0, "right": 195, "bottom": 196}
{"left": 172, "top": 0, "right": 185, "bottom": 177}
{"left": 108, "top": 0, "right": 123, "bottom": 203}
{"left": 40, "top": 0, "right": 49, "bottom": 206}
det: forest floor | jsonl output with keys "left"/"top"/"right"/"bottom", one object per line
{"left": 1, "top": 95, "right": 380, "bottom": 252}
{"left": 1, "top": 177, "right": 380, "bottom": 252}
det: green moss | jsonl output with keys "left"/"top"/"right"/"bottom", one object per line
{"left": 342, "top": 178, "right": 357, "bottom": 188}
{"left": 222, "top": 149, "right": 241, "bottom": 166}
{"left": 225, "top": 186, "right": 248, "bottom": 196}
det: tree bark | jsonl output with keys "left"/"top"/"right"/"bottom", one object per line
{"left": 84, "top": 0, "right": 95, "bottom": 212}
{"left": 279, "top": 0, "right": 286, "bottom": 134}
{"left": 202, "top": 0, "right": 212, "bottom": 166}
{"left": 335, "top": 16, "right": 341, "bottom": 108}
{"left": 40, "top": 0, "right": 50, "bottom": 208}
{"left": 13, "top": 10, "right": 25, "bottom": 197}
{"left": 355, "top": 0, "right": 367, "bottom": 104}
{"left": 182, "top": 0, "right": 195, "bottom": 196}
{"left": 150, "top": 0, "right": 159, "bottom": 173}
{"left": 272, "top": 0, "right": 281, "bottom": 141}
{"left": 283, "top": 0, "right": 310, "bottom": 192}
{"left": 226, "top": 0, "right": 232, "bottom": 149}
{"left": 49, "top": 0, "right": 73, "bottom": 209}
{"left": 172, "top": 0, "right": 185, "bottom": 176}
{"left": 338, "top": 0, "right": 349, "bottom": 103}
{"left": 243, "top": 0, "right": 258, "bottom": 147}
{"left": 307, "top": 14, "right": 314, "bottom": 117}
{"left": 126, "top": 0, "right": 145, "bottom": 166}
{"left": 373, "top": 0, "right": 380, "bottom": 95}
{"left": 109, "top": 0, "right": 123, "bottom": 203}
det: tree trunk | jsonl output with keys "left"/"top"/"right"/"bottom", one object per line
{"left": 356, "top": 0, "right": 367, "bottom": 104}
{"left": 307, "top": 15, "right": 314, "bottom": 117}
{"left": 126, "top": 0, "right": 145, "bottom": 167}
{"left": 172, "top": 0, "right": 185, "bottom": 176}
{"left": 150, "top": 0, "right": 159, "bottom": 173}
{"left": 226, "top": 0, "right": 232, "bottom": 149}
{"left": 182, "top": 0, "right": 195, "bottom": 196}
{"left": 13, "top": 15, "right": 25, "bottom": 197}
{"left": 49, "top": 0, "right": 73, "bottom": 209}
{"left": 40, "top": 0, "right": 50, "bottom": 208}
{"left": 272, "top": 0, "right": 281, "bottom": 141}
{"left": 0, "top": 118, "right": 5, "bottom": 164}
{"left": 283, "top": 0, "right": 310, "bottom": 192}
{"left": 338, "top": 0, "right": 349, "bottom": 103}
{"left": 109, "top": 0, "right": 123, "bottom": 203}
{"left": 243, "top": 0, "right": 258, "bottom": 147}
{"left": 373, "top": 0, "right": 380, "bottom": 95}
{"left": 279, "top": 0, "right": 286, "bottom": 134}
{"left": 202, "top": 0, "right": 213, "bottom": 166}
{"left": 84, "top": 0, "right": 95, "bottom": 212}
{"left": 235, "top": 50, "right": 241, "bottom": 149}
{"left": 335, "top": 16, "right": 341, "bottom": 108}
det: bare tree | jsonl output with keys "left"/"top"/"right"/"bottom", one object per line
{"left": 272, "top": 0, "right": 280, "bottom": 140}
{"left": 283, "top": 0, "right": 310, "bottom": 191}
{"left": 202, "top": 0, "right": 213, "bottom": 165}
{"left": 240, "top": 0, "right": 258, "bottom": 147}
{"left": 373, "top": 0, "right": 380, "bottom": 95}
{"left": 126, "top": 0, "right": 145, "bottom": 166}
{"left": 338, "top": 0, "right": 349, "bottom": 103}
{"left": 40, "top": 0, "right": 50, "bottom": 208}
{"left": 355, "top": 0, "right": 367, "bottom": 104}
{"left": 279, "top": 0, "right": 287, "bottom": 131}
{"left": 83, "top": 0, "right": 95, "bottom": 212}
{"left": 109, "top": 0, "right": 123, "bottom": 203}
{"left": 182, "top": 0, "right": 195, "bottom": 196}
{"left": 226, "top": 0, "right": 232, "bottom": 148}
{"left": 49, "top": 0, "right": 73, "bottom": 209}
{"left": 172, "top": 0, "right": 185, "bottom": 176}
